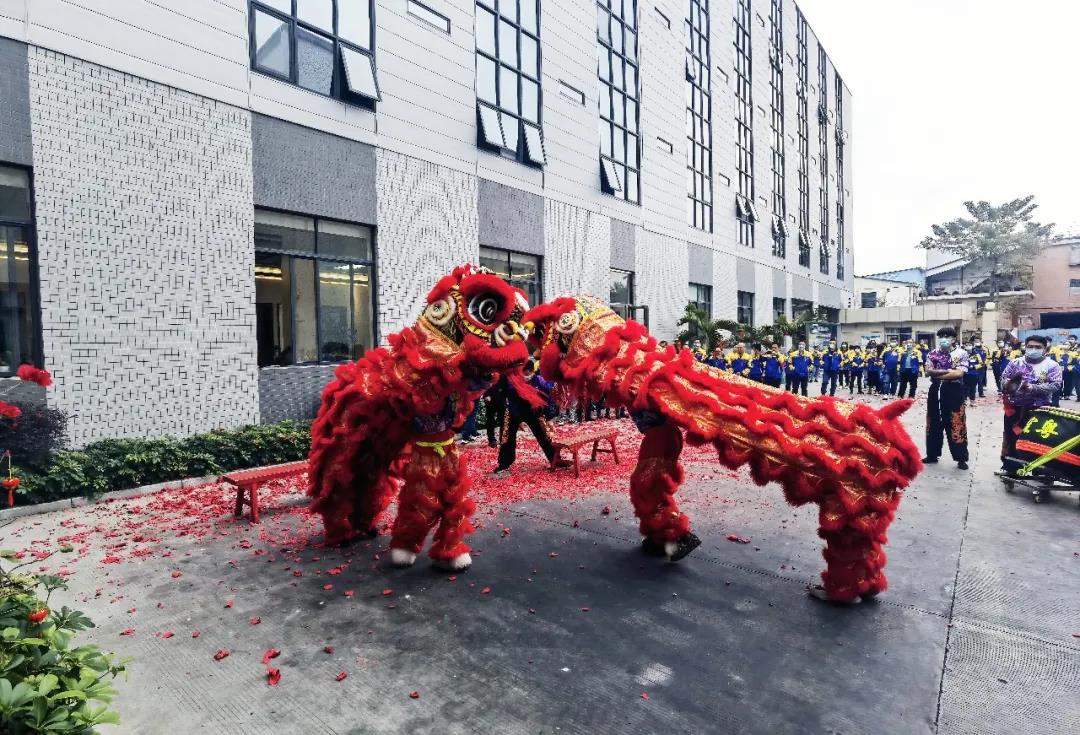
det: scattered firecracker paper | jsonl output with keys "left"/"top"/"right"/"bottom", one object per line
{"left": 213, "top": 649, "right": 229, "bottom": 661}
{"left": 409, "top": 691, "right": 420, "bottom": 699}
{"left": 323, "top": 645, "right": 334, "bottom": 654}
{"left": 261, "top": 649, "right": 281, "bottom": 665}
{"left": 266, "top": 667, "right": 281, "bottom": 686}
{"left": 335, "top": 672, "right": 348, "bottom": 682}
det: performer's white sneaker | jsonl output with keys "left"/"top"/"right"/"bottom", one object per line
{"left": 807, "top": 585, "right": 862, "bottom": 604}
{"left": 433, "top": 553, "right": 472, "bottom": 571}
{"left": 390, "top": 549, "right": 417, "bottom": 568}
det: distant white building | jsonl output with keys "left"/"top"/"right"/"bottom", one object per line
{"left": 850, "top": 274, "right": 921, "bottom": 308}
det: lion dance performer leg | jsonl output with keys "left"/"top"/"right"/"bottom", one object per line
{"left": 526, "top": 297, "right": 922, "bottom": 602}
{"left": 307, "top": 265, "right": 537, "bottom": 571}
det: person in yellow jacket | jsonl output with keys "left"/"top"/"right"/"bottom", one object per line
{"left": 726, "top": 343, "right": 752, "bottom": 377}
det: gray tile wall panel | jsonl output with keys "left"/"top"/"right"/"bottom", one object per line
{"left": 252, "top": 113, "right": 377, "bottom": 224}
{"left": 478, "top": 178, "right": 544, "bottom": 256}
{"left": 610, "top": 219, "right": 635, "bottom": 272}
{"left": 818, "top": 284, "right": 842, "bottom": 308}
{"left": 773, "top": 268, "right": 787, "bottom": 298}
{"left": 0, "top": 38, "right": 32, "bottom": 166}
{"left": 792, "top": 275, "right": 813, "bottom": 300}
{"left": 736, "top": 257, "right": 756, "bottom": 291}
{"left": 688, "top": 243, "right": 713, "bottom": 284}
{"left": 258, "top": 365, "right": 337, "bottom": 424}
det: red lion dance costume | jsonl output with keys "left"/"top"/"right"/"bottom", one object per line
{"left": 525, "top": 296, "right": 923, "bottom": 602}
{"left": 307, "top": 265, "right": 535, "bottom": 571}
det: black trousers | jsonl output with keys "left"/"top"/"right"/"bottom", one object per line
{"left": 821, "top": 371, "right": 838, "bottom": 396}
{"left": 897, "top": 372, "right": 918, "bottom": 398}
{"left": 790, "top": 375, "right": 808, "bottom": 396}
{"left": 926, "top": 380, "right": 969, "bottom": 462}
{"left": 1064, "top": 370, "right": 1075, "bottom": 400}
{"left": 848, "top": 372, "right": 863, "bottom": 393}
{"left": 764, "top": 377, "right": 782, "bottom": 388}
{"left": 977, "top": 368, "right": 987, "bottom": 396}
{"left": 886, "top": 368, "right": 899, "bottom": 395}
{"left": 486, "top": 393, "right": 506, "bottom": 446}
{"left": 1001, "top": 404, "right": 1032, "bottom": 469}
{"left": 964, "top": 374, "right": 979, "bottom": 401}
{"left": 992, "top": 365, "right": 1002, "bottom": 391}
{"left": 496, "top": 411, "right": 557, "bottom": 471}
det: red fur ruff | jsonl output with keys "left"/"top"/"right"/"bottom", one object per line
{"left": 390, "top": 438, "right": 475, "bottom": 560}
{"left": 629, "top": 421, "right": 691, "bottom": 541}
{"left": 307, "top": 322, "right": 476, "bottom": 545}
{"left": 543, "top": 314, "right": 923, "bottom": 601}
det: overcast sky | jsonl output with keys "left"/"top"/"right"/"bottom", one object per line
{"left": 795, "top": 0, "right": 1080, "bottom": 276}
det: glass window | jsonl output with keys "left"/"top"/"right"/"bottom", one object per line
{"left": 480, "top": 246, "right": 541, "bottom": 308}
{"left": 255, "top": 208, "right": 376, "bottom": 367}
{"left": 688, "top": 282, "right": 712, "bottom": 315}
{"left": 610, "top": 269, "right": 633, "bottom": 306}
{"left": 523, "top": 123, "right": 546, "bottom": 165}
{"left": 685, "top": 0, "right": 711, "bottom": 228}
{"left": 474, "top": 0, "right": 543, "bottom": 165}
{"left": 296, "top": 26, "right": 335, "bottom": 95}
{"left": 478, "top": 103, "right": 506, "bottom": 148}
{"left": 0, "top": 168, "right": 31, "bottom": 221}
{"left": 341, "top": 45, "right": 379, "bottom": 100}
{"left": 253, "top": 9, "right": 291, "bottom": 78}
{"left": 773, "top": 297, "right": 786, "bottom": 320}
{"left": 249, "top": 0, "right": 379, "bottom": 103}
{"left": 255, "top": 210, "right": 316, "bottom": 253}
{"left": 338, "top": 0, "right": 372, "bottom": 49}
{"left": 598, "top": 0, "right": 640, "bottom": 203}
{"left": 737, "top": 290, "right": 754, "bottom": 325}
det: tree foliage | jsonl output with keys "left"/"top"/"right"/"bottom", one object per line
{"left": 676, "top": 304, "right": 832, "bottom": 350}
{"left": 919, "top": 196, "right": 1054, "bottom": 299}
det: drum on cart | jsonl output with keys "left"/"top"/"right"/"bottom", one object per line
{"left": 1001, "top": 405, "right": 1080, "bottom": 502}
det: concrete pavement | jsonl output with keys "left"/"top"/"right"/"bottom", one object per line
{"left": 1, "top": 396, "right": 1076, "bottom": 734}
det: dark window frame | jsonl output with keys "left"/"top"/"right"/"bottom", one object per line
{"left": 817, "top": 42, "right": 830, "bottom": 276}
{"left": 254, "top": 206, "right": 380, "bottom": 367}
{"left": 795, "top": 9, "right": 811, "bottom": 269}
{"left": 768, "top": 0, "right": 786, "bottom": 259}
{"left": 597, "top": 0, "right": 641, "bottom": 203}
{"left": 772, "top": 296, "right": 786, "bottom": 321}
{"left": 248, "top": 0, "right": 380, "bottom": 108}
{"left": 475, "top": 0, "right": 545, "bottom": 166}
{"left": 610, "top": 268, "right": 635, "bottom": 307}
{"left": 686, "top": 0, "right": 712, "bottom": 232}
{"left": 688, "top": 282, "right": 712, "bottom": 316}
{"left": 835, "top": 71, "right": 846, "bottom": 281}
{"left": 860, "top": 291, "right": 877, "bottom": 308}
{"left": 478, "top": 245, "right": 544, "bottom": 306}
{"left": 0, "top": 164, "right": 43, "bottom": 376}
{"left": 734, "top": 0, "right": 755, "bottom": 247}
{"left": 737, "top": 290, "right": 754, "bottom": 325}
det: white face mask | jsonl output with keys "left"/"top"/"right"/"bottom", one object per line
{"left": 938, "top": 338, "right": 953, "bottom": 350}
{"left": 1025, "top": 347, "right": 1045, "bottom": 360}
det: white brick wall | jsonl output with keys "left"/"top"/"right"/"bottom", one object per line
{"left": 636, "top": 230, "right": 688, "bottom": 341}
{"left": 543, "top": 200, "right": 610, "bottom": 299}
{"left": 28, "top": 46, "right": 258, "bottom": 445}
{"left": 375, "top": 148, "right": 479, "bottom": 339}
{"left": 713, "top": 253, "right": 738, "bottom": 321}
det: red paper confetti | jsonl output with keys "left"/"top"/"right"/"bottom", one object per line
{"left": 581, "top": 607, "right": 591, "bottom": 612}
{"left": 261, "top": 648, "right": 281, "bottom": 665}
{"left": 641, "top": 692, "right": 649, "bottom": 700}
{"left": 344, "top": 590, "right": 355, "bottom": 598}
{"left": 213, "top": 649, "right": 229, "bottom": 661}
{"left": 323, "top": 584, "right": 334, "bottom": 590}
{"left": 249, "top": 617, "right": 261, "bottom": 625}
{"left": 409, "top": 691, "right": 420, "bottom": 699}
{"left": 335, "top": 671, "right": 348, "bottom": 682}
{"left": 119, "top": 628, "right": 134, "bottom": 636}
{"left": 156, "top": 631, "right": 174, "bottom": 639}
{"left": 382, "top": 589, "right": 393, "bottom": 597}
{"left": 170, "top": 570, "right": 183, "bottom": 578}
{"left": 224, "top": 599, "right": 234, "bottom": 608}
{"left": 726, "top": 534, "right": 751, "bottom": 544}
{"left": 323, "top": 645, "right": 335, "bottom": 654}
{"left": 191, "top": 630, "right": 201, "bottom": 638}
{"left": 266, "top": 667, "right": 281, "bottom": 686}
{"left": 480, "top": 586, "right": 492, "bottom": 594}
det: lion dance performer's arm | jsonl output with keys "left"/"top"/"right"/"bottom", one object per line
{"left": 527, "top": 297, "right": 922, "bottom": 602}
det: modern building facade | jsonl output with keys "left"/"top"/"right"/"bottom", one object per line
{"left": 0, "top": 0, "right": 853, "bottom": 443}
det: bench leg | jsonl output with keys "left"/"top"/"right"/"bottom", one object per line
{"left": 573, "top": 448, "right": 581, "bottom": 478}
{"left": 591, "top": 440, "right": 600, "bottom": 462}
{"left": 249, "top": 486, "right": 260, "bottom": 523}
{"left": 609, "top": 438, "right": 620, "bottom": 465}
{"left": 234, "top": 487, "right": 245, "bottom": 518}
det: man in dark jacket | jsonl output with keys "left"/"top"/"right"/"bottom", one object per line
{"left": 493, "top": 361, "right": 562, "bottom": 475}
{"left": 819, "top": 341, "right": 842, "bottom": 396}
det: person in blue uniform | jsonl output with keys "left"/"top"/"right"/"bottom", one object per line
{"left": 763, "top": 344, "right": 785, "bottom": 388}
{"left": 788, "top": 341, "right": 813, "bottom": 396}
{"left": 747, "top": 344, "right": 765, "bottom": 383}
{"left": 820, "top": 341, "right": 842, "bottom": 396}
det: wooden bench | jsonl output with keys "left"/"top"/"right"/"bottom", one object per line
{"left": 221, "top": 460, "right": 308, "bottom": 523}
{"left": 550, "top": 430, "right": 620, "bottom": 478}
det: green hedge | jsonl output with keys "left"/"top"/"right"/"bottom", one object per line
{"left": 13, "top": 421, "right": 312, "bottom": 506}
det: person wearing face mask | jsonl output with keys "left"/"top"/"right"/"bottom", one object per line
{"left": 962, "top": 344, "right": 984, "bottom": 407}
{"left": 820, "top": 340, "right": 842, "bottom": 396}
{"left": 788, "top": 341, "right": 812, "bottom": 396}
{"left": 1057, "top": 334, "right": 1079, "bottom": 401}
{"left": 1000, "top": 335, "right": 1064, "bottom": 471}
{"left": 991, "top": 340, "right": 1007, "bottom": 391}
{"left": 837, "top": 341, "right": 852, "bottom": 390}
{"left": 923, "top": 326, "right": 969, "bottom": 469}
{"left": 881, "top": 342, "right": 900, "bottom": 397}
{"left": 971, "top": 338, "right": 988, "bottom": 398}
{"left": 896, "top": 340, "right": 922, "bottom": 399}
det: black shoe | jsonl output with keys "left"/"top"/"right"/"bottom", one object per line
{"left": 958, "top": 461, "right": 968, "bottom": 470}
{"left": 640, "top": 537, "right": 667, "bottom": 557}
{"left": 669, "top": 532, "right": 702, "bottom": 561}
{"left": 922, "top": 457, "right": 939, "bottom": 464}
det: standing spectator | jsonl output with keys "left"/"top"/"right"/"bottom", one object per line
{"left": 747, "top": 344, "right": 765, "bottom": 383}
{"left": 820, "top": 340, "right": 842, "bottom": 396}
{"left": 990, "top": 340, "right": 1006, "bottom": 391}
{"left": 763, "top": 343, "right": 785, "bottom": 388}
{"left": 866, "top": 348, "right": 882, "bottom": 395}
{"left": 728, "top": 342, "right": 752, "bottom": 378}
{"left": 924, "top": 327, "right": 969, "bottom": 470}
{"left": 972, "top": 338, "right": 989, "bottom": 398}
{"left": 848, "top": 346, "right": 866, "bottom": 395}
{"left": 962, "top": 345, "right": 983, "bottom": 406}
{"left": 691, "top": 339, "right": 707, "bottom": 361}
{"left": 1065, "top": 335, "right": 1080, "bottom": 400}
{"left": 1000, "top": 334, "right": 1064, "bottom": 471}
{"left": 881, "top": 341, "right": 900, "bottom": 396}
{"left": 1049, "top": 335, "right": 1075, "bottom": 402}
{"left": 788, "top": 341, "right": 812, "bottom": 396}
{"left": 673, "top": 339, "right": 685, "bottom": 355}
{"left": 838, "top": 342, "right": 852, "bottom": 391}
{"left": 705, "top": 347, "right": 727, "bottom": 370}
{"left": 896, "top": 339, "right": 922, "bottom": 398}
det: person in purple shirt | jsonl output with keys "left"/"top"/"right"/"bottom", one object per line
{"left": 1000, "top": 334, "right": 1064, "bottom": 470}
{"left": 924, "top": 326, "right": 970, "bottom": 470}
